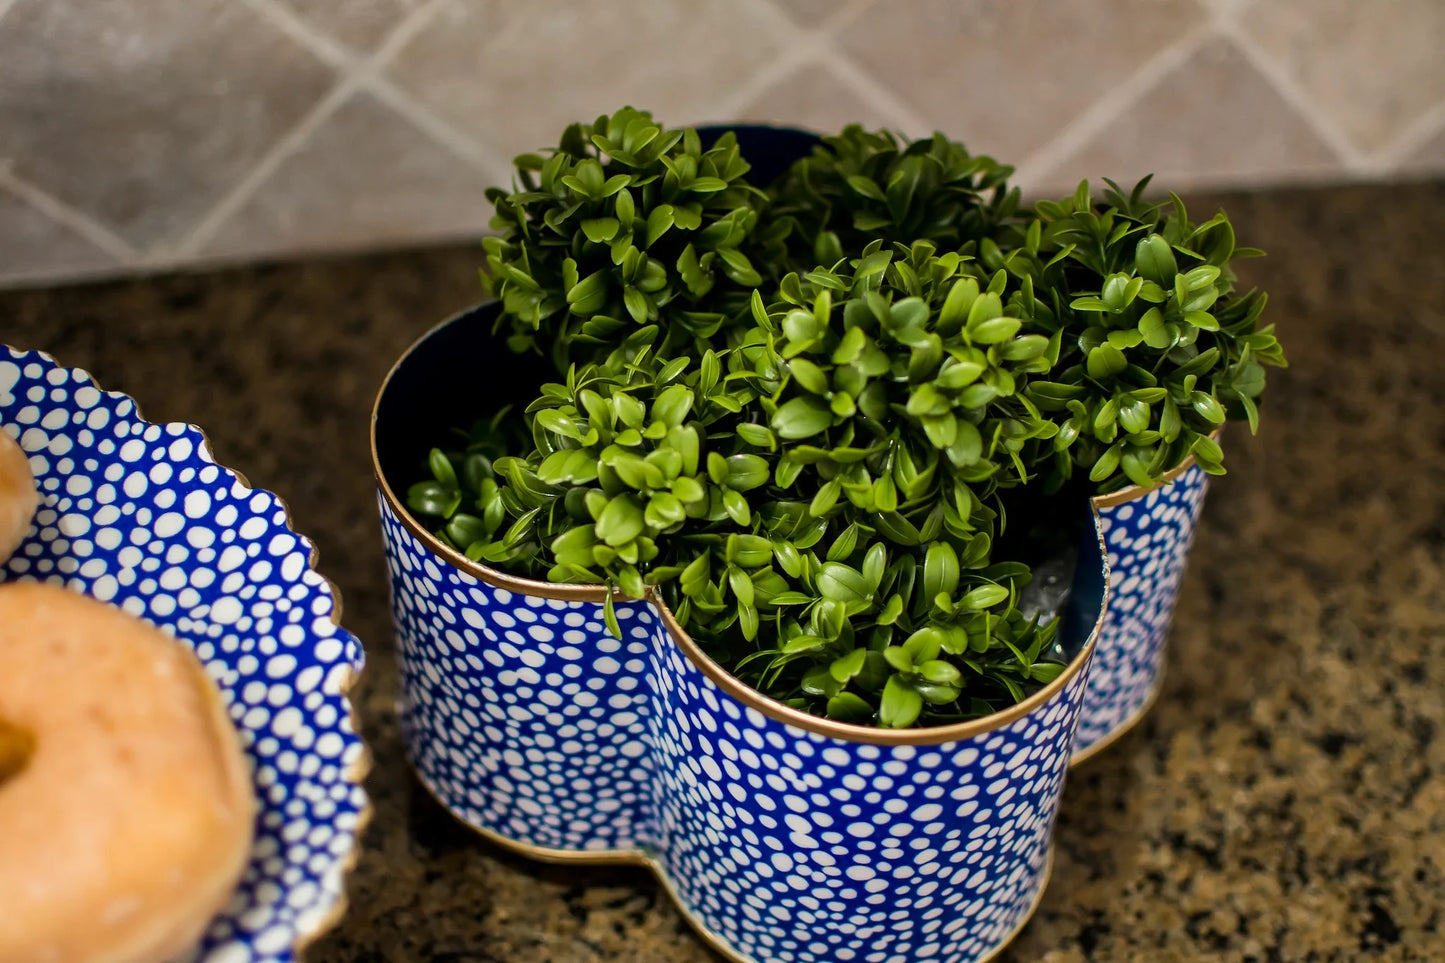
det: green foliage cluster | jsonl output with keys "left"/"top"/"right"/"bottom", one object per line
{"left": 408, "top": 108, "right": 1285, "bottom": 728}
{"left": 992, "top": 178, "right": 1286, "bottom": 492}
{"left": 481, "top": 107, "right": 787, "bottom": 372}
{"left": 770, "top": 126, "right": 1019, "bottom": 272}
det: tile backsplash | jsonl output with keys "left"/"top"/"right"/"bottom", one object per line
{"left": 1, "top": 0, "right": 1441, "bottom": 288}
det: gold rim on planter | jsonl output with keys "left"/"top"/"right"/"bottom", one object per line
{"left": 370, "top": 312, "right": 1109, "bottom": 748}
{"left": 1068, "top": 668, "right": 1165, "bottom": 767}
{"left": 1089, "top": 427, "right": 1223, "bottom": 510}
{"left": 1070, "top": 428, "right": 1221, "bottom": 767}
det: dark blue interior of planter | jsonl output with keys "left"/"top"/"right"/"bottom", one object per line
{"left": 374, "top": 302, "right": 539, "bottom": 494}
{"left": 698, "top": 124, "right": 823, "bottom": 183}
{"left": 1060, "top": 509, "right": 1107, "bottom": 658}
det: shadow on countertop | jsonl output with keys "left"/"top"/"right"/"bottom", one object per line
{"left": 2, "top": 180, "right": 1442, "bottom": 962}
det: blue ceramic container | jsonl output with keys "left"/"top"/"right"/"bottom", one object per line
{"left": 0, "top": 346, "right": 369, "bottom": 962}
{"left": 372, "top": 306, "right": 1110, "bottom": 963}
{"left": 1070, "top": 461, "right": 1212, "bottom": 762}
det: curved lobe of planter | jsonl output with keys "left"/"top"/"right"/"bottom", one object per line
{"left": 380, "top": 493, "right": 1107, "bottom": 963}
{"left": 1073, "top": 464, "right": 1211, "bottom": 760}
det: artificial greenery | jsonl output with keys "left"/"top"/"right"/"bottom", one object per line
{"left": 481, "top": 106, "right": 787, "bottom": 373}
{"left": 413, "top": 246, "right": 1073, "bottom": 727}
{"left": 406, "top": 110, "right": 1285, "bottom": 728}
{"left": 992, "top": 177, "right": 1287, "bottom": 493}
{"left": 770, "top": 125, "right": 1020, "bottom": 274}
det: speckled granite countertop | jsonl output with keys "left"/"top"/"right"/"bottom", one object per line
{"left": 2, "top": 182, "right": 1441, "bottom": 962}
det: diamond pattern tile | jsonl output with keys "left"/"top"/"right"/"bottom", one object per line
{"left": 0, "top": 0, "right": 1440, "bottom": 287}
{"left": 1239, "top": 0, "right": 1445, "bottom": 152}
{"left": 734, "top": 63, "right": 897, "bottom": 138}
{"left": 837, "top": 0, "right": 1207, "bottom": 163}
{"left": 1029, "top": 37, "right": 1341, "bottom": 196}
{"left": 772, "top": 0, "right": 853, "bottom": 28}
{"left": 276, "top": 0, "right": 414, "bottom": 53}
{"left": 202, "top": 93, "right": 493, "bottom": 260}
{"left": 382, "top": 0, "right": 785, "bottom": 160}
{"left": 0, "top": 188, "right": 117, "bottom": 286}
{"left": 0, "top": 0, "right": 336, "bottom": 250}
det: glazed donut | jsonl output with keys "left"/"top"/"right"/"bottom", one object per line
{"left": 0, "top": 582, "right": 256, "bottom": 963}
{"left": 0, "top": 427, "right": 37, "bottom": 564}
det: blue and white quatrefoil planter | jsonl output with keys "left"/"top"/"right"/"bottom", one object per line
{"left": 372, "top": 307, "right": 1110, "bottom": 963}
{"left": 0, "top": 345, "right": 369, "bottom": 963}
{"left": 1071, "top": 460, "right": 1212, "bottom": 762}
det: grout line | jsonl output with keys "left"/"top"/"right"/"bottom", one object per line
{"left": 237, "top": 0, "right": 354, "bottom": 70}
{"left": 823, "top": 59, "right": 934, "bottom": 139}
{"left": 1193, "top": 0, "right": 1252, "bottom": 20}
{"left": 708, "top": 54, "right": 818, "bottom": 125}
{"left": 0, "top": 165, "right": 141, "bottom": 263}
{"left": 817, "top": 3, "right": 935, "bottom": 139}
{"left": 1011, "top": 22, "right": 1214, "bottom": 191}
{"left": 1217, "top": 19, "right": 1370, "bottom": 171}
{"left": 366, "top": 0, "right": 450, "bottom": 65}
{"left": 362, "top": 77, "right": 513, "bottom": 176}
{"left": 167, "top": 80, "right": 358, "bottom": 258}
{"left": 814, "top": 0, "right": 933, "bottom": 137}
{"left": 168, "top": 0, "right": 457, "bottom": 260}
{"left": 767, "top": 0, "right": 874, "bottom": 34}
{"left": 1370, "top": 98, "right": 1445, "bottom": 171}
{"left": 358, "top": 0, "right": 515, "bottom": 179}
{"left": 825, "top": 0, "right": 879, "bottom": 36}
{"left": 706, "top": 0, "right": 831, "bottom": 122}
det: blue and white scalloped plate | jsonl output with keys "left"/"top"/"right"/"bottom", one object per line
{"left": 1, "top": 345, "right": 369, "bottom": 963}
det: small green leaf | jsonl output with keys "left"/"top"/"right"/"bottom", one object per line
{"left": 1135, "top": 234, "right": 1178, "bottom": 285}
{"left": 830, "top": 648, "right": 868, "bottom": 683}
{"left": 725, "top": 453, "right": 770, "bottom": 491}
{"left": 772, "top": 397, "right": 834, "bottom": 439}
{"left": 1030, "top": 661, "right": 1065, "bottom": 684}
{"left": 902, "top": 626, "right": 944, "bottom": 664}
{"left": 802, "top": 665, "right": 842, "bottom": 698}
{"left": 645, "top": 205, "right": 674, "bottom": 247}
{"left": 1087, "top": 344, "right": 1128, "bottom": 379}
{"left": 1118, "top": 396, "right": 1151, "bottom": 434}
{"left": 790, "top": 358, "right": 831, "bottom": 395}
{"left": 728, "top": 566, "right": 755, "bottom": 607}
{"left": 959, "top": 584, "right": 1009, "bottom": 610}
{"left": 826, "top": 692, "right": 875, "bottom": 722}
{"left": 919, "top": 660, "right": 962, "bottom": 686}
{"left": 1089, "top": 444, "right": 1123, "bottom": 483}
{"left": 879, "top": 677, "right": 923, "bottom": 728}
{"left": 923, "top": 541, "right": 959, "bottom": 600}
{"left": 1191, "top": 391, "right": 1227, "bottom": 424}
{"left": 845, "top": 175, "right": 887, "bottom": 201}
{"left": 445, "top": 513, "right": 488, "bottom": 549}
{"left": 595, "top": 494, "right": 644, "bottom": 547}
{"left": 581, "top": 217, "right": 620, "bottom": 243}
{"left": 407, "top": 480, "right": 461, "bottom": 519}
{"left": 603, "top": 591, "right": 623, "bottom": 640}
{"left": 817, "top": 563, "right": 872, "bottom": 603}
{"left": 969, "top": 316, "right": 1022, "bottom": 344}
{"left": 1138, "top": 307, "right": 1172, "bottom": 349}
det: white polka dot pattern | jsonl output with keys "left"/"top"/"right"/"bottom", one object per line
{"left": 0, "top": 347, "right": 369, "bottom": 963}
{"left": 381, "top": 495, "right": 1097, "bottom": 963}
{"left": 1073, "top": 467, "right": 1210, "bottom": 758}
